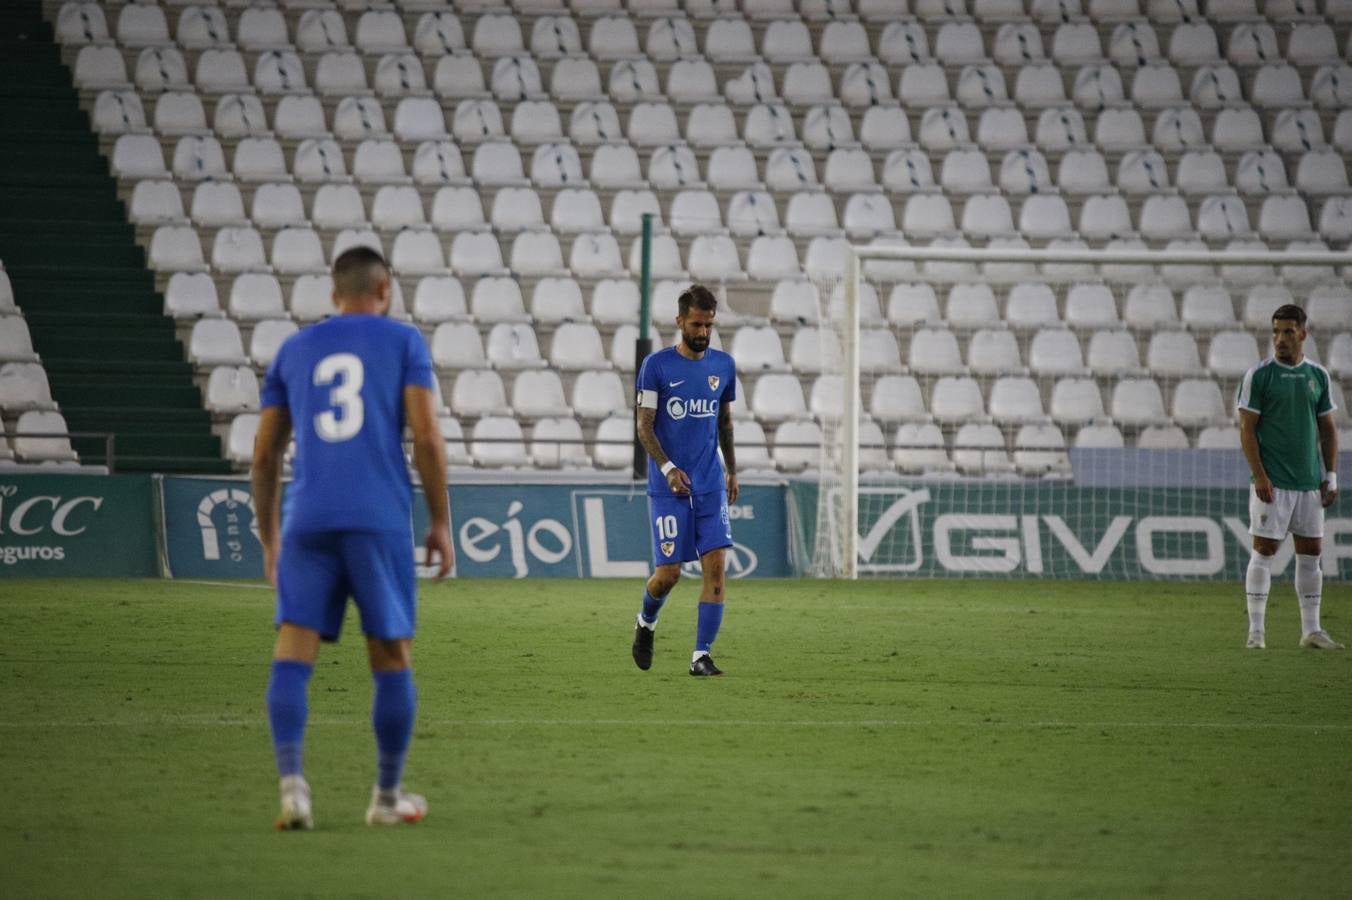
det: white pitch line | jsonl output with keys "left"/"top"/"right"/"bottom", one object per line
{"left": 176, "top": 580, "right": 273, "bottom": 591}
{"left": 1, "top": 717, "right": 1349, "bottom": 731}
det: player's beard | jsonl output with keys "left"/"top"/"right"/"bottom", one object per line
{"left": 683, "top": 333, "right": 709, "bottom": 353}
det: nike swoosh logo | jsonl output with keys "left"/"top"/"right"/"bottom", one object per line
{"left": 669, "top": 380, "right": 685, "bottom": 387}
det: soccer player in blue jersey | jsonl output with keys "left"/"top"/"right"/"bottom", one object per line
{"left": 252, "top": 246, "right": 454, "bottom": 830}
{"left": 631, "top": 284, "right": 738, "bottom": 676}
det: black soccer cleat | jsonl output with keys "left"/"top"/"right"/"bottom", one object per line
{"left": 632, "top": 618, "right": 655, "bottom": 671}
{"left": 689, "top": 654, "right": 723, "bottom": 677}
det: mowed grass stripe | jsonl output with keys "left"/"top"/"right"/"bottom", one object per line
{"left": 4, "top": 716, "right": 1352, "bottom": 731}
{"left": 0, "top": 577, "right": 1348, "bottom": 900}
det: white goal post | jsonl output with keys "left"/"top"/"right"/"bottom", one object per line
{"left": 827, "top": 244, "right": 1352, "bottom": 580}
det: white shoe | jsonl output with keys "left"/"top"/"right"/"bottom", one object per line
{"left": 276, "top": 774, "right": 313, "bottom": 831}
{"left": 1299, "top": 630, "right": 1345, "bottom": 650}
{"left": 1246, "top": 631, "right": 1265, "bottom": 649}
{"left": 365, "top": 786, "right": 428, "bottom": 825}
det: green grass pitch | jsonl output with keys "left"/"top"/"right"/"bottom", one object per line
{"left": 1, "top": 577, "right": 1349, "bottom": 899}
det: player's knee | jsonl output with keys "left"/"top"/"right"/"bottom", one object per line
{"left": 367, "top": 637, "right": 411, "bottom": 671}
{"left": 651, "top": 564, "right": 681, "bottom": 594}
{"left": 1252, "top": 538, "right": 1280, "bottom": 557}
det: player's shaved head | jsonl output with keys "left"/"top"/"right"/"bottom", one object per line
{"left": 1272, "top": 304, "right": 1307, "bottom": 327}
{"left": 677, "top": 284, "right": 718, "bottom": 317}
{"left": 332, "top": 246, "right": 390, "bottom": 300}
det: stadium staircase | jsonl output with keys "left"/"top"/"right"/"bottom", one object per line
{"left": 0, "top": 0, "right": 229, "bottom": 474}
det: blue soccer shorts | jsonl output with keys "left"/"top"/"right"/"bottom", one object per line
{"left": 649, "top": 490, "right": 733, "bottom": 566}
{"left": 275, "top": 530, "right": 416, "bottom": 641}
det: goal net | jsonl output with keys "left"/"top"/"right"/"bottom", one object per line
{"left": 806, "top": 242, "right": 1352, "bottom": 580}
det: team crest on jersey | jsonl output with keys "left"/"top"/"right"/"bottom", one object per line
{"left": 660, "top": 541, "right": 675, "bottom": 557}
{"left": 1309, "top": 377, "right": 1320, "bottom": 398}
{"left": 708, "top": 375, "right": 720, "bottom": 392}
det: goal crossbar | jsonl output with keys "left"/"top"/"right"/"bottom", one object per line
{"left": 837, "top": 245, "right": 1352, "bottom": 579}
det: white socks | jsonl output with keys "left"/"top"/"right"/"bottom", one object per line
{"left": 1246, "top": 551, "right": 1272, "bottom": 634}
{"left": 1249, "top": 552, "right": 1325, "bottom": 637}
{"left": 1295, "top": 553, "right": 1323, "bottom": 637}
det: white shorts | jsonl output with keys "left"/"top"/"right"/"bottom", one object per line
{"left": 1249, "top": 486, "right": 1324, "bottom": 540}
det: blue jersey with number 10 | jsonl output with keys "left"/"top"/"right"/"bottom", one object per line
{"left": 260, "top": 315, "right": 435, "bottom": 536}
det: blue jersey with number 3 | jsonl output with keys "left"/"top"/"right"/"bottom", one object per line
{"left": 260, "top": 315, "right": 435, "bottom": 536}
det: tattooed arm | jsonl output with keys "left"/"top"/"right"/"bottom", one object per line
{"left": 718, "top": 401, "right": 738, "bottom": 503}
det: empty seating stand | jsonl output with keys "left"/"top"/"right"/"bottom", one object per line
{"left": 33, "top": 0, "right": 1352, "bottom": 473}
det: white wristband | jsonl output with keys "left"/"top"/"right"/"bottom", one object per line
{"left": 660, "top": 461, "right": 676, "bottom": 476}
{"left": 1326, "top": 472, "right": 1338, "bottom": 491}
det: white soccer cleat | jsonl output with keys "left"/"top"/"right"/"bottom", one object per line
{"left": 276, "top": 774, "right": 314, "bottom": 831}
{"left": 1299, "top": 630, "right": 1345, "bottom": 650}
{"left": 365, "top": 787, "right": 428, "bottom": 826}
{"left": 1246, "top": 631, "right": 1266, "bottom": 650}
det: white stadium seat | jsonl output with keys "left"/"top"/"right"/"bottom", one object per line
{"left": 989, "top": 376, "right": 1046, "bottom": 424}
{"left": 1172, "top": 379, "right": 1226, "bottom": 426}
{"left": 135, "top": 48, "right": 190, "bottom": 92}
{"left": 1137, "top": 425, "right": 1190, "bottom": 449}
{"left": 432, "top": 323, "right": 487, "bottom": 370}
{"left": 273, "top": 95, "right": 328, "bottom": 140}
{"left": 471, "top": 416, "right": 529, "bottom": 468}
{"left": 1051, "top": 377, "right": 1106, "bottom": 425}
{"left": 298, "top": 9, "right": 351, "bottom": 52}
{"left": 968, "top": 329, "right": 1023, "bottom": 375}
{"left": 886, "top": 284, "right": 938, "bottom": 329}
{"left": 549, "top": 323, "right": 609, "bottom": 371}
{"left": 512, "top": 370, "right": 571, "bottom": 420}
{"left": 189, "top": 319, "right": 247, "bottom": 367}
{"left": 894, "top": 422, "right": 950, "bottom": 474}
{"left": 590, "top": 414, "right": 632, "bottom": 469}
{"left": 57, "top": 2, "right": 109, "bottom": 45}
{"left": 1086, "top": 329, "right": 1141, "bottom": 376}
{"left": 288, "top": 275, "right": 334, "bottom": 324}
{"left": 152, "top": 92, "right": 205, "bottom": 136}
{"left": 14, "top": 411, "right": 78, "bottom": 463}
{"left": 0, "top": 364, "right": 61, "bottom": 414}
{"left": 1029, "top": 329, "right": 1085, "bottom": 376}
{"left": 252, "top": 318, "right": 300, "bottom": 367}
{"left": 751, "top": 373, "right": 807, "bottom": 422}
{"left": 771, "top": 420, "right": 822, "bottom": 472}
{"left": 1146, "top": 331, "right": 1202, "bottom": 377}
{"left": 951, "top": 417, "right": 1008, "bottom": 477}
{"left": 227, "top": 273, "right": 285, "bottom": 321}
{"left": 1111, "top": 378, "right": 1168, "bottom": 426}
{"left": 312, "top": 186, "right": 367, "bottom": 230}
{"left": 909, "top": 328, "right": 964, "bottom": 375}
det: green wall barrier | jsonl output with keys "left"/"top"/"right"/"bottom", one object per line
{"left": 0, "top": 474, "right": 158, "bottom": 577}
{"left": 790, "top": 481, "right": 1352, "bottom": 580}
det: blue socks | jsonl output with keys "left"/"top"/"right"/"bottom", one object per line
{"left": 639, "top": 590, "right": 667, "bottom": 625}
{"left": 372, "top": 669, "right": 417, "bottom": 791}
{"left": 268, "top": 659, "right": 417, "bottom": 790}
{"left": 267, "top": 660, "right": 313, "bottom": 777}
{"left": 645, "top": 590, "right": 725, "bottom": 653}
{"left": 695, "top": 601, "right": 724, "bottom": 653}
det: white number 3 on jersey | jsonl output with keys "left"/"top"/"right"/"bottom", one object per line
{"left": 313, "top": 353, "right": 365, "bottom": 441}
